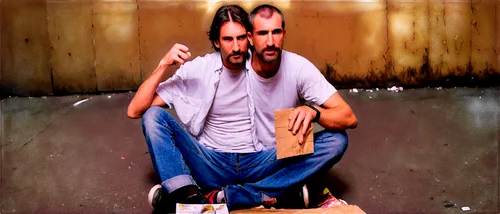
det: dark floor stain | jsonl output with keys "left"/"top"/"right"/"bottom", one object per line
{"left": 455, "top": 88, "right": 499, "bottom": 129}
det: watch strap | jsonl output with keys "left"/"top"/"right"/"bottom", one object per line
{"left": 305, "top": 104, "right": 320, "bottom": 122}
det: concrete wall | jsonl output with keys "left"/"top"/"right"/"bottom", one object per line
{"left": 0, "top": 0, "right": 499, "bottom": 97}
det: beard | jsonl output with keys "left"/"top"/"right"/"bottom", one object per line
{"left": 256, "top": 46, "right": 281, "bottom": 64}
{"left": 225, "top": 51, "right": 248, "bottom": 68}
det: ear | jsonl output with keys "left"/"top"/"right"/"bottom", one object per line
{"left": 283, "top": 29, "right": 287, "bottom": 39}
{"left": 214, "top": 40, "right": 221, "bottom": 49}
{"left": 247, "top": 32, "right": 254, "bottom": 46}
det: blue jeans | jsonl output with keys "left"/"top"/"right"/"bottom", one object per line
{"left": 142, "top": 106, "right": 348, "bottom": 210}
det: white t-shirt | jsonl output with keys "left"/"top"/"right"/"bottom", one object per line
{"left": 248, "top": 50, "right": 337, "bottom": 149}
{"left": 198, "top": 66, "right": 255, "bottom": 153}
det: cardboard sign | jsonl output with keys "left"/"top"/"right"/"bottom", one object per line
{"left": 274, "top": 108, "right": 314, "bottom": 159}
{"left": 232, "top": 205, "right": 366, "bottom": 214}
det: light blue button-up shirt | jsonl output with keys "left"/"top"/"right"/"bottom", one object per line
{"left": 156, "top": 52, "right": 265, "bottom": 151}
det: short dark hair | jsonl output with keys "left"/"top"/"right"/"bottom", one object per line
{"left": 207, "top": 5, "right": 251, "bottom": 51}
{"left": 249, "top": 4, "right": 285, "bottom": 32}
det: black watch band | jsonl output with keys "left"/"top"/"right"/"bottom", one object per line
{"left": 305, "top": 104, "right": 321, "bottom": 122}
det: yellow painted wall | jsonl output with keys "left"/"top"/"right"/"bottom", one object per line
{"left": 47, "top": 0, "right": 96, "bottom": 94}
{"left": 0, "top": 0, "right": 498, "bottom": 96}
{"left": 1, "top": 0, "right": 52, "bottom": 96}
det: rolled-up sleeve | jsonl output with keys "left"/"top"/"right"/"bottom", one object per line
{"left": 156, "top": 73, "right": 184, "bottom": 109}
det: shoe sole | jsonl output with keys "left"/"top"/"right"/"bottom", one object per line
{"left": 148, "top": 184, "right": 162, "bottom": 209}
{"left": 303, "top": 185, "right": 309, "bottom": 208}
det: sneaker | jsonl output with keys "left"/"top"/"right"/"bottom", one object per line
{"left": 148, "top": 184, "right": 175, "bottom": 213}
{"left": 317, "top": 188, "right": 348, "bottom": 208}
{"left": 182, "top": 190, "right": 209, "bottom": 204}
{"left": 268, "top": 184, "right": 309, "bottom": 209}
{"left": 205, "top": 190, "right": 221, "bottom": 204}
{"left": 170, "top": 184, "right": 209, "bottom": 205}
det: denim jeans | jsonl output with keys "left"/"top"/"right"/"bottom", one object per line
{"left": 142, "top": 106, "right": 348, "bottom": 210}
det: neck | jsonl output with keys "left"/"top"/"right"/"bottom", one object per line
{"left": 222, "top": 60, "right": 243, "bottom": 73}
{"left": 251, "top": 53, "right": 281, "bottom": 79}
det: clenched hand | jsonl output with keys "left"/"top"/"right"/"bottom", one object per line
{"left": 159, "top": 43, "right": 192, "bottom": 66}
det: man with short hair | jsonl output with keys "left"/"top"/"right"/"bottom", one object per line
{"left": 241, "top": 3, "right": 358, "bottom": 209}
{"left": 247, "top": 5, "right": 358, "bottom": 160}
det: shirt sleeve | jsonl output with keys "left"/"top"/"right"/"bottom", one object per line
{"left": 155, "top": 55, "right": 207, "bottom": 108}
{"left": 155, "top": 70, "right": 185, "bottom": 109}
{"left": 297, "top": 59, "right": 337, "bottom": 106}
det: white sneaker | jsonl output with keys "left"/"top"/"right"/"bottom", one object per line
{"left": 148, "top": 184, "right": 164, "bottom": 209}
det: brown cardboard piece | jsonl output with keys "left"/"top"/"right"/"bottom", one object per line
{"left": 274, "top": 108, "right": 314, "bottom": 159}
{"left": 232, "top": 205, "right": 366, "bottom": 214}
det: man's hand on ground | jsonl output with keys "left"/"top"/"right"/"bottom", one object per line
{"left": 288, "top": 106, "right": 316, "bottom": 145}
{"left": 159, "top": 43, "right": 192, "bottom": 66}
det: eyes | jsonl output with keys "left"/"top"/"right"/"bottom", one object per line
{"left": 222, "top": 35, "right": 247, "bottom": 42}
{"left": 256, "top": 29, "right": 283, "bottom": 36}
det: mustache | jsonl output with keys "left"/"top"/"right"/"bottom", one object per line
{"left": 263, "top": 46, "right": 279, "bottom": 52}
{"left": 228, "top": 51, "right": 243, "bottom": 57}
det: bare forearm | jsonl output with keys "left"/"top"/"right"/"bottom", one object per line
{"left": 316, "top": 105, "right": 358, "bottom": 130}
{"left": 127, "top": 64, "right": 169, "bottom": 118}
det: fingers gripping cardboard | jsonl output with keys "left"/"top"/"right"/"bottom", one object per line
{"left": 274, "top": 108, "right": 314, "bottom": 159}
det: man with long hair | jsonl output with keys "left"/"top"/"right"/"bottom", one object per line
{"left": 128, "top": 5, "right": 255, "bottom": 213}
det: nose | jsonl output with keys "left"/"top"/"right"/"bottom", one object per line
{"left": 233, "top": 39, "right": 240, "bottom": 52}
{"left": 266, "top": 32, "right": 274, "bottom": 47}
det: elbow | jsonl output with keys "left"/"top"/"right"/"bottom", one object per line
{"left": 127, "top": 106, "right": 142, "bottom": 119}
{"left": 348, "top": 113, "right": 358, "bottom": 129}
{"left": 349, "top": 117, "right": 358, "bottom": 129}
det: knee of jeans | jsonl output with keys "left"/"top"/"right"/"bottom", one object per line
{"left": 316, "top": 130, "right": 349, "bottom": 156}
{"left": 142, "top": 106, "right": 171, "bottom": 130}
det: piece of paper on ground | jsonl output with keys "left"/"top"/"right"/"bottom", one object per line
{"left": 176, "top": 203, "right": 229, "bottom": 214}
{"left": 274, "top": 108, "right": 314, "bottom": 159}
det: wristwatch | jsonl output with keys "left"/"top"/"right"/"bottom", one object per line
{"left": 305, "top": 104, "right": 321, "bottom": 122}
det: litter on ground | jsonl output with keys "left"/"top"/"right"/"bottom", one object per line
{"left": 387, "top": 86, "right": 403, "bottom": 92}
{"left": 73, "top": 98, "right": 90, "bottom": 106}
